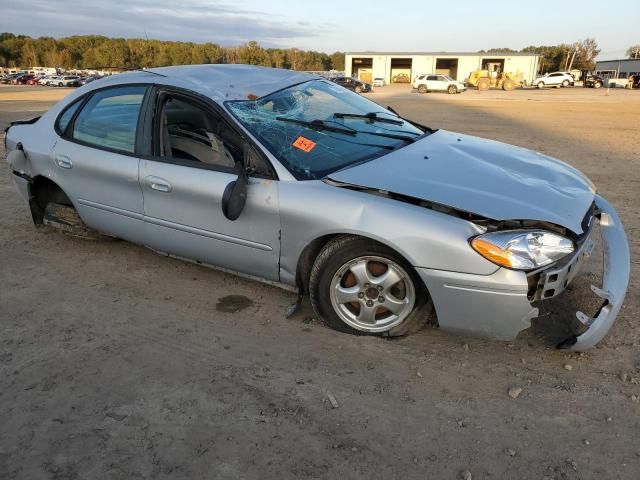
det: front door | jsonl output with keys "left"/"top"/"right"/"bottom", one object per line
{"left": 426, "top": 75, "right": 443, "bottom": 91}
{"left": 140, "top": 90, "right": 281, "bottom": 281}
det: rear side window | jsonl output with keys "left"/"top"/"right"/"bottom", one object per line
{"left": 72, "top": 86, "right": 146, "bottom": 153}
{"left": 56, "top": 99, "right": 83, "bottom": 134}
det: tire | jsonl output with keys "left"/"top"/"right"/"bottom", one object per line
{"left": 537, "top": 81, "right": 545, "bottom": 89}
{"left": 309, "top": 236, "right": 433, "bottom": 337}
{"left": 562, "top": 79, "right": 570, "bottom": 87}
{"left": 594, "top": 81, "right": 602, "bottom": 89}
{"left": 502, "top": 79, "right": 515, "bottom": 91}
{"left": 417, "top": 84, "right": 427, "bottom": 94}
{"left": 354, "top": 85, "right": 362, "bottom": 94}
{"left": 58, "top": 82, "right": 63, "bottom": 87}
{"left": 447, "top": 85, "right": 457, "bottom": 94}
{"left": 477, "top": 78, "right": 490, "bottom": 91}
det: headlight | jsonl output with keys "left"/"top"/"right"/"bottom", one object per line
{"left": 470, "top": 230, "right": 574, "bottom": 270}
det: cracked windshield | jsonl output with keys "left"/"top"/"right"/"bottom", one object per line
{"left": 226, "top": 80, "right": 425, "bottom": 179}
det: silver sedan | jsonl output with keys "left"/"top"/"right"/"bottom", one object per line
{"left": 5, "top": 65, "right": 630, "bottom": 350}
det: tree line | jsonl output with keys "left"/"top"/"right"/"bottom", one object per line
{"left": 480, "top": 38, "right": 601, "bottom": 72}
{"left": 0, "top": 33, "right": 346, "bottom": 71}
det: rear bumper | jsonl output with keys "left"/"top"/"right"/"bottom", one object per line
{"left": 417, "top": 195, "right": 630, "bottom": 349}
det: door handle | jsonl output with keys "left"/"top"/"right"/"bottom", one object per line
{"left": 55, "top": 155, "right": 73, "bottom": 169}
{"left": 145, "top": 176, "right": 171, "bottom": 193}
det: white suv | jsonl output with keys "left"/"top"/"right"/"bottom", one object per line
{"left": 38, "top": 75, "right": 58, "bottom": 86}
{"left": 533, "top": 72, "right": 574, "bottom": 89}
{"left": 413, "top": 74, "right": 466, "bottom": 94}
{"left": 54, "top": 75, "right": 81, "bottom": 87}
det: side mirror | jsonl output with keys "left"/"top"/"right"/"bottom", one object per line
{"left": 222, "top": 161, "right": 248, "bottom": 221}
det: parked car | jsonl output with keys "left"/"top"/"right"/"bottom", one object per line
{"left": 39, "top": 75, "right": 59, "bottom": 86}
{"left": 11, "top": 74, "right": 32, "bottom": 85}
{"left": 1, "top": 73, "right": 22, "bottom": 84}
{"left": 69, "top": 75, "right": 102, "bottom": 87}
{"left": 583, "top": 74, "right": 604, "bottom": 89}
{"left": 330, "top": 76, "right": 371, "bottom": 93}
{"left": 391, "top": 73, "right": 410, "bottom": 83}
{"left": 26, "top": 76, "right": 44, "bottom": 85}
{"left": 413, "top": 74, "right": 466, "bottom": 94}
{"left": 52, "top": 75, "right": 81, "bottom": 87}
{"left": 4, "top": 65, "right": 630, "bottom": 350}
{"left": 372, "top": 77, "right": 385, "bottom": 87}
{"left": 534, "top": 72, "right": 575, "bottom": 88}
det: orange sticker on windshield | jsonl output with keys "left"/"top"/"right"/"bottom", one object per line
{"left": 292, "top": 136, "right": 316, "bottom": 153}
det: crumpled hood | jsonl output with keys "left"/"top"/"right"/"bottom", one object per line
{"left": 328, "top": 130, "right": 595, "bottom": 234}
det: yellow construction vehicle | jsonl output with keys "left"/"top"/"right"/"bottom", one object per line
{"left": 466, "top": 70, "right": 521, "bottom": 91}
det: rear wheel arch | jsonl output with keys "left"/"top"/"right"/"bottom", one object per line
{"left": 28, "top": 176, "right": 73, "bottom": 223}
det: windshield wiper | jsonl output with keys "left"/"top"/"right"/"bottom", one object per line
{"left": 333, "top": 111, "right": 404, "bottom": 125}
{"left": 276, "top": 117, "right": 356, "bottom": 136}
{"left": 276, "top": 116, "right": 414, "bottom": 144}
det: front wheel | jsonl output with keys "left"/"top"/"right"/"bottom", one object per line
{"left": 58, "top": 82, "right": 63, "bottom": 87}
{"left": 447, "top": 85, "right": 457, "bottom": 94}
{"left": 537, "top": 81, "right": 545, "bottom": 89}
{"left": 594, "top": 81, "right": 602, "bottom": 89}
{"left": 354, "top": 85, "right": 363, "bottom": 94}
{"left": 309, "top": 236, "right": 432, "bottom": 336}
{"left": 562, "top": 79, "right": 570, "bottom": 87}
{"left": 417, "top": 84, "right": 427, "bottom": 94}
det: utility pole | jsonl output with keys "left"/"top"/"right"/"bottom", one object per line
{"left": 567, "top": 49, "right": 578, "bottom": 72}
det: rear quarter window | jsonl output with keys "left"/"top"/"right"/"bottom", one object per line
{"left": 56, "top": 98, "right": 83, "bottom": 135}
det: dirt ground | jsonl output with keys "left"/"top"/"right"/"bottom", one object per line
{"left": 1, "top": 84, "right": 639, "bottom": 480}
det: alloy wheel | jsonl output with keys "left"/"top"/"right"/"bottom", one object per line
{"left": 329, "top": 256, "right": 416, "bottom": 333}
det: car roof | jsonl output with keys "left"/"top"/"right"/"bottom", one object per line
{"left": 84, "top": 64, "right": 319, "bottom": 103}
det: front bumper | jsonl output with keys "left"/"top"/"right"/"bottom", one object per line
{"left": 417, "top": 195, "right": 630, "bottom": 349}
{"left": 562, "top": 195, "right": 630, "bottom": 350}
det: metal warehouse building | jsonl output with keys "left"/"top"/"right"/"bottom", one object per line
{"left": 345, "top": 52, "right": 540, "bottom": 85}
{"left": 595, "top": 58, "right": 640, "bottom": 78}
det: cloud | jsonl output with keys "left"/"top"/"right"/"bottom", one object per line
{"left": 0, "top": 0, "right": 320, "bottom": 47}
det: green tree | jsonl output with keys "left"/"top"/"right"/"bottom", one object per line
{"left": 626, "top": 45, "right": 640, "bottom": 59}
{"left": 0, "top": 32, "right": 344, "bottom": 71}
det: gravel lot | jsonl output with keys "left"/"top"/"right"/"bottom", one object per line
{"left": 1, "top": 84, "right": 639, "bottom": 480}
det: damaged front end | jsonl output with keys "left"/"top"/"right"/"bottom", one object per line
{"left": 529, "top": 196, "right": 630, "bottom": 350}
{"left": 328, "top": 180, "right": 630, "bottom": 350}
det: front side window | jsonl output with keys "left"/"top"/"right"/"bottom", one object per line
{"left": 72, "top": 86, "right": 146, "bottom": 153}
{"left": 159, "top": 95, "right": 240, "bottom": 169}
{"left": 227, "top": 79, "right": 425, "bottom": 180}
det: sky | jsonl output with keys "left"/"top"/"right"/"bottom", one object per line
{"left": 0, "top": 0, "right": 638, "bottom": 59}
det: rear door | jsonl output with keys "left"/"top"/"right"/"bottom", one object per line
{"left": 139, "top": 88, "right": 281, "bottom": 281}
{"left": 49, "top": 85, "right": 149, "bottom": 244}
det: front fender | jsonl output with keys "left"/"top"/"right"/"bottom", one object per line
{"left": 277, "top": 181, "right": 498, "bottom": 287}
